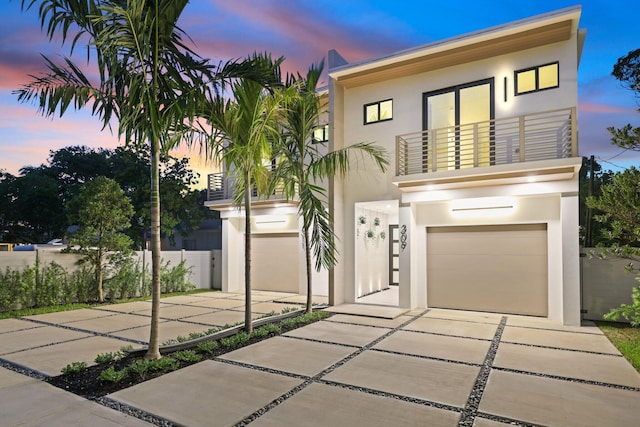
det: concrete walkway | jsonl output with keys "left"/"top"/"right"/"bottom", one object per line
{"left": 1, "top": 292, "right": 639, "bottom": 426}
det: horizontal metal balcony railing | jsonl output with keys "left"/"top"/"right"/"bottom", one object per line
{"left": 206, "top": 171, "right": 289, "bottom": 202}
{"left": 396, "top": 107, "right": 577, "bottom": 176}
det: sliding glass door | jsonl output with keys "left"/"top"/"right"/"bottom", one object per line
{"left": 423, "top": 78, "right": 494, "bottom": 171}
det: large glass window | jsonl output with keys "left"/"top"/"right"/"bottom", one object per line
{"left": 364, "top": 99, "right": 393, "bottom": 124}
{"left": 515, "top": 62, "right": 559, "bottom": 95}
{"left": 312, "top": 124, "right": 328, "bottom": 144}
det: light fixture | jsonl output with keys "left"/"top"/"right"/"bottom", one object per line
{"left": 450, "top": 197, "right": 516, "bottom": 217}
{"left": 255, "top": 215, "right": 288, "bottom": 225}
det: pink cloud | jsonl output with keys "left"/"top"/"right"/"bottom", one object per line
{"left": 579, "top": 101, "right": 638, "bottom": 115}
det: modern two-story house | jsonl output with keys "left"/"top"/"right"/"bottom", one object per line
{"left": 206, "top": 6, "right": 585, "bottom": 326}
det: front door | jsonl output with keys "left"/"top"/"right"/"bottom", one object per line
{"left": 423, "top": 79, "right": 494, "bottom": 171}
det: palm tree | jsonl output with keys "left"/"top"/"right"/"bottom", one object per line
{"left": 276, "top": 60, "right": 389, "bottom": 312}
{"left": 206, "top": 73, "right": 288, "bottom": 333}
{"left": 15, "top": 0, "right": 252, "bottom": 359}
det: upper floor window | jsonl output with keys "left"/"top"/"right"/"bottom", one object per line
{"left": 312, "top": 124, "right": 329, "bottom": 143}
{"left": 364, "top": 99, "right": 393, "bottom": 125}
{"left": 515, "top": 62, "right": 559, "bottom": 95}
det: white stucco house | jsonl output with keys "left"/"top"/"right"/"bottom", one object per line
{"left": 206, "top": 6, "right": 585, "bottom": 326}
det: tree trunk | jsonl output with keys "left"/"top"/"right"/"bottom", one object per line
{"left": 97, "top": 249, "right": 104, "bottom": 303}
{"left": 146, "top": 139, "right": 162, "bottom": 360}
{"left": 244, "top": 171, "right": 253, "bottom": 333}
{"left": 304, "top": 225, "right": 313, "bottom": 313}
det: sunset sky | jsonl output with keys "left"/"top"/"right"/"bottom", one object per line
{"left": 1, "top": 0, "right": 638, "bottom": 187}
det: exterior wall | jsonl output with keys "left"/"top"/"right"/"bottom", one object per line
{"left": 354, "top": 206, "right": 390, "bottom": 297}
{"left": 0, "top": 250, "right": 217, "bottom": 289}
{"left": 582, "top": 249, "right": 639, "bottom": 323}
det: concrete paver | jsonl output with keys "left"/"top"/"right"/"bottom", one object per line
{"left": 0, "top": 373, "right": 151, "bottom": 426}
{"left": 92, "top": 300, "right": 157, "bottom": 313}
{"left": 501, "top": 325, "right": 620, "bottom": 354}
{"left": 325, "top": 313, "right": 413, "bottom": 328}
{"left": 220, "top": 336, "right": 355, "bottom": 376}
{"left": 64, "top": 313, "right": 152, "bottom": 333}
{"left": 324, "top": 350, "right": 479, "bottom": 408}
{"left": 404, "top": 316, "right": 498, "bottom": 340}
{"left": 473, "top": 418, "right": 514, "bottom": 427}
{"left": 0, "top": 317, "right": 43, "bottom": 334}
{"left": 154, "top": 304, "right": 214, "bottom": 319}
{"left": 325, "top": 303, "right": 409, "bottom": 319}
{"left": 494, "top": 342, "right": 640, "bottom": 388}
{"left": 273, "top": 294, "right": 328, "bottom": 305}
{"left": 0, "top": 366, "right": 35, "bottom": 389}
{"left": 109, "top": 360, "right": 303, "bottom": 427}
{"left": 177, "top": 297, "right": 244, "bottom": 310}
{"left": 423, "top": 308, "right": 502, "bottom": 324}
{"left": 182, "top": 309, "right": 261, "bottom": 327}
{"left": 248, "top": 302, "right": 301, "bottom": 314}
{"left": 284, "top": 320, "right": 390, "bottom": 347}
{"left": 109, "top": 320, "right": 214, "bottom": 344}
{"left": 2, "top": 335, "right": 136, "bottom": 376}
{"left": 479, "top": 370, "right": 640, "bottom": 427}
{"left": 375, "top": 329, "right": 491, "bottom": 364}
{"left": 251, "top": 382, "right": 461, "bottom": 427}
{"left": 24, "top": 308, "right": 115, "bottom": 324}
{"left": 506, "top": 315, "right": 602, "bottom": 334}
{"left": 0, "top": 326, "right": 90, "bottom": 356}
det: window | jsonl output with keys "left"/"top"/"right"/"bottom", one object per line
{"left": 515, "top": 62, "right": 559, "bottom": 95}
{"left": 364, "top": 99, "right": 393, "bottom": 124}
{"left": 312, "top": 124, "right": 328, "bottom": 143}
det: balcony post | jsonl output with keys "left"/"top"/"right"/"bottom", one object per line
{"left": 519, "top": 115, "right": 525, "bottom": 162}
{"left": 570, "top": 107, "right": 578, "bottom": 157}
{"left": 396, "top": 135, "right": 401, "bottom": 176}
{"left": 473, "top": 123, "right": 479, "bottom": 167}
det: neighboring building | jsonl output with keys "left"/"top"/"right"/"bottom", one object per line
{"left": 160, "top": 219, "right": 222, "bottom": 251}
{"left": 206, "top": 6, "right": 584, "bottom": 325}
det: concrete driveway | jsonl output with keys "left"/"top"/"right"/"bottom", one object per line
{"left": 1, "top": 292, "right": 639, "bottom": 426}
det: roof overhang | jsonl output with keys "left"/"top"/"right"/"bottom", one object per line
{"left": 329, "top": 6, "right": 582, "bottom": 89}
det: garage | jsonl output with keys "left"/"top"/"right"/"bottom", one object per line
{"left": 251, "top": 233, "right": 299, "bottom": 293}
{"left": 426, "top": 224, "right": 548, "bottom": 316}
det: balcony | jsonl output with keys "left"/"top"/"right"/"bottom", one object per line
{"left": 205, "top": 172, "right": 296, "bottom": 211}
{"left": 395, "top": 108, "right": 578, "bottom": 188}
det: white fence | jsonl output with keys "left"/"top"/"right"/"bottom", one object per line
{"left": 0, "top": 249, "right": 222, "bottom": 290}
{"left": 581, "top": 248, "right": 638, "bottom": 323}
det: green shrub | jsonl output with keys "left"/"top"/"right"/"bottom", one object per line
{"left": 99, "top": 366, "right": 128, "bottom": 383}
{"left": 94, "top": 349, "right": 127, "bottom": 364}
{"left": 220, "top": 331, "right": 250, "bottom": 348}
{"left": 150, "top": 357, "right": 178, "bottom": 372}
{"left": 251, "top": 323, "right": 281, "bottom": 338}
{"left": 104, "top": 256, "right": 144, "bottom": 300}
{"left": 605, "top": 286, "right": 640, "bottom": 327}
{"left": 128, "top": 359, "right": 152, "bottom": 380}
{"left": 196, "top": 340, "right": 219, "bottom": 354}
{"left": 61, "top": 361, "right": 87, "bottom": 375}
{"left": 160, "top": 260, "right": 195, "bottom": 294}
{"left": 172, "top": 350, "right": 202, "bottom": 363}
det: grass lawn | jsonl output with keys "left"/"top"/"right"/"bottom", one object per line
{"left": 596, "top": 321, "right": 640, "bottom": 373}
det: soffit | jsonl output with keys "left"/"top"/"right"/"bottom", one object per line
{"left": 334, "top": 20, "right": 573, "bottom": 89}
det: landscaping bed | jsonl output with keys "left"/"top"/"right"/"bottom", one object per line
{"left": 46, "top": 310, "right": 330, "bottom": 399}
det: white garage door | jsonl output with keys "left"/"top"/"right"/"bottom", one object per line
{"left": 426, "top": 224, "right": 548, "bottom": 316}
{"left": 252, "top": 233, "right": 299, "bottom": 293}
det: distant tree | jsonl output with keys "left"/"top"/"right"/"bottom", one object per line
{"left": 0, "top": 169, "right": 66, "bottom": 243}
{"left": 609, "top": 48, "right": 640, "bottom": 150}
{"left": 579, "top": 156, "right": 613, "bottom": 247}
{"left": 67, "top": 177, "right": 134, "bottom": 302}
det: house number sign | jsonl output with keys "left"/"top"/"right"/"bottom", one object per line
{"left": 400, "top": 225, "right": 407, "bottom": 251}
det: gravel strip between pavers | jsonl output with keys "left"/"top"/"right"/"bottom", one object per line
{"left": 0, "top": 357, "right": 50, "bottom": 380}
{"left": 457, "top": 316, "right": 507, "bottom": 427}
{"left": 18, "top": 317, "right": 148, "bottom": 346}
{"left": 96, "top": 396, "right": 187, "bottom": 427}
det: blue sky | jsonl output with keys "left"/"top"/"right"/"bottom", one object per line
{"left": 1, "top": 0, "right": 638, "bottom": 186}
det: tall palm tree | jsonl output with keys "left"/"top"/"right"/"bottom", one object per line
{"left": 276, "top": 60, "right": 389, "bottom": 312}
{"left": 15, "top": 0, "right": 255, "bottom": 359}
{"left": 206, "top": 73, "right": 288, "bottom": 333}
